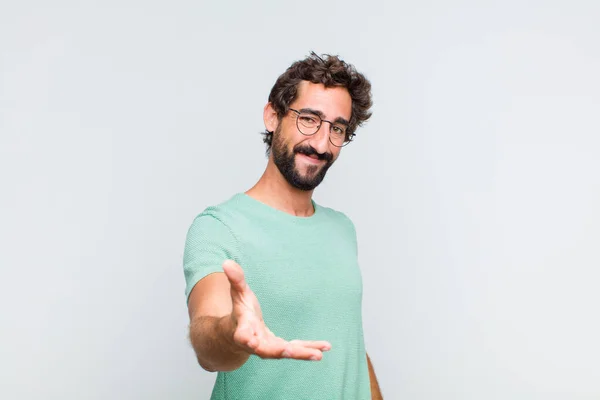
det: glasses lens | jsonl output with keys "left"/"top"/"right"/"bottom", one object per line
{"left": 329, "top": 124, "right": 348, "bottom": 146}
{"left": 297, "top": 113, "right": 320, "bottom": 134}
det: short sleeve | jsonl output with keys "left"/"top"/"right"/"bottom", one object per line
{"left": 182, "top": 214, "right": 239, "bottom": 303}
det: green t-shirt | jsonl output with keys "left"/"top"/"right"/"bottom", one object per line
{"left": 183, "top": 193, "right": 371, "bottom": 400}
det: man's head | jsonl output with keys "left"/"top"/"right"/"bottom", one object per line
{"left": 262, "top": 52, "right": 373, "bottom": 191}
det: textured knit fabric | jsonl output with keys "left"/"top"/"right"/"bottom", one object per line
{"left": 183, "top": 193, "right": 371, "bottom": 400}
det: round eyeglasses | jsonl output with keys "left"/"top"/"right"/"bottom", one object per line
{"left": 289, "top": 108, "right": 355, "bottom": 147}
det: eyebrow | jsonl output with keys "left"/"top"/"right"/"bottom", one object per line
{"left": 299, "top": 108, "right": 350, "bottom": 126}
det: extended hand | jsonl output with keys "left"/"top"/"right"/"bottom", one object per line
{"left": 222, "top": 259, "right": 331, "bottom": 361}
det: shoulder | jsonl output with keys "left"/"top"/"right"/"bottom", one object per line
{"left": 315, "top": 203, "right": 357, "bottom": 234}
{"left": 315, "top": 204, "right": 359, "bottom": 255}
{"left": 184, "top": 194, "right": 246, "bottom": 242}
{"left": 188, "top": 193, "right": 246, "bottom": 227}
{"left": 183, "top": 195, "right": 246, "bottom": 265}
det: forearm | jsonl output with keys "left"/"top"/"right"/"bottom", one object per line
{"left": 367, "top": 354, "right": 383, "bottom": 400}
{"left": 189, "top": 315, "right": 250, "bottom": 372}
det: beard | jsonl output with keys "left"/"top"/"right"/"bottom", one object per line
{"left": 271, "top": 126, "right": 335, "bottom": 191}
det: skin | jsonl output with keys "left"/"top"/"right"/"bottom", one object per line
{"left": 247, "top": 80, "right": 349, "bottom": 215}
{"left": 368, "top": 354, "right": 383, "bottom": 399}
{"left": 188, "top": 81, "right": 383, "bottom": 398}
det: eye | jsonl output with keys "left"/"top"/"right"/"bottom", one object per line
{"left": 299, "top": 114, "right": 319, "bottom": 126}
{"left": 331, "top": 125, "right": 346, "bottom": 135}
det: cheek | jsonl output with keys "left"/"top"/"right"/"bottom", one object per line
{"left": 332, "top": 148, "right": 342, "bottom": 160}
{"left": 279, "top": 122, "right": 302, "bottom": 144}
{"left": 274, "top": 124, "right": 294, "bottom": 146}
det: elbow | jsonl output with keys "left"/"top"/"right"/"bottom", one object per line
{"left": 200, "top": 363, "right": 217, "bottom": 373}
{"left": 197, "top": 356, "right": 217, "bottom": 373}
{"left": 197, "top": 355, "right": 244, "bottom": 373}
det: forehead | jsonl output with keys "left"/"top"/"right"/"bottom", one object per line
{"left": 292, "top": 81, "right": 352, "bottom": 121}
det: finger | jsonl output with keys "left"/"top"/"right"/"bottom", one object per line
{"left": 289, "top": 340, "right": 332, "bottom": 352}
{"left": 282, "top": 342, "right": 325, "bottom": 361}
{"left": 222, "top": 259, "right": 248, "bottom": 293}
{"left": 254, "top": 339, "right": 325, "bottom": 361}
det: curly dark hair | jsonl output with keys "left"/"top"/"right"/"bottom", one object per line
{"left": 262, "top": 52, "right": 373, "bottom": 152}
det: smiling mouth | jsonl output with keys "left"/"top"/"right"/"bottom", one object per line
{"left": 297, "top": 153, "right": 323, "bottom": 163}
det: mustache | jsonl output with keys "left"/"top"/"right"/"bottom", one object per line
{"left": 293, "top": 145, "right": 333, "bottom": 162}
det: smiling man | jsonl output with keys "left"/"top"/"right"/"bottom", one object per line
{"left": 182, "top": 52, "right": 382, "bottom": 399}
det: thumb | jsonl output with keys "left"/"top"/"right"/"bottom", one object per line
{"left": 222, "top": 259, "right": 248, "bottom": 293}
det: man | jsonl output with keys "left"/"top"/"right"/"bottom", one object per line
{"left": 182, "top": 52, "right": 382, "bottom": 399}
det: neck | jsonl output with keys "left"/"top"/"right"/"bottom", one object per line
{"left": 246, "top": 156, "right": 315, "bottom": 217}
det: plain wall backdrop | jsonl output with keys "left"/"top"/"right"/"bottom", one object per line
{"left": 1, "top": 1, "right": 599, "bottom": 399}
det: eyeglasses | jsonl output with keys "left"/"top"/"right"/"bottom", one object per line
{"left": 289, "top": 108, "right": 355, "bottom": 147}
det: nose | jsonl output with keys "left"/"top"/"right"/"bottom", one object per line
{"left": 307, "top": 123, "right": 331, "bottom": 155}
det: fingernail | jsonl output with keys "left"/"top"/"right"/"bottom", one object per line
{"left": 310, "top": 355, "right": 319, "bottom": 361}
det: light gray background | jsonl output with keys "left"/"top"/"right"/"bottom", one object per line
{"left": 1, "top": 1, "right": 599, "bottom": 399}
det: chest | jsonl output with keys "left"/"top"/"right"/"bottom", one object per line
{"left": 239, "top": 224, "right": 364, "bottom": 330}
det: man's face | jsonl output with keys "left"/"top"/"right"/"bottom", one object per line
{"left": 269, "top": 81, "right": 352, "bottom": 191}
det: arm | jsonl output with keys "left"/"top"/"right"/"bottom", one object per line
{"left": 188, "top": 272, "right": 250, "bottom": 372}
{"left": 188, "top": 260, "right": 331, "bottom": 372}
{"left": 185, "top": 216, "right": 252, "bottom": 372}
{"left": 367, "top": 353, "right": 383, "bottom": 400}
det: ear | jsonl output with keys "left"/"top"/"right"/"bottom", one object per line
{"left": 263, "top": 103, "right": 279, "bottom": 133}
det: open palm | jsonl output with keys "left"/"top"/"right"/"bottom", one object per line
{"left": 222, "top": 259, "right": 331, "bottom": 361}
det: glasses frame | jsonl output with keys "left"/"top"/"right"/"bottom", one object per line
{"left": 289, "top": 108, "right": 355, "bottom": 147}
